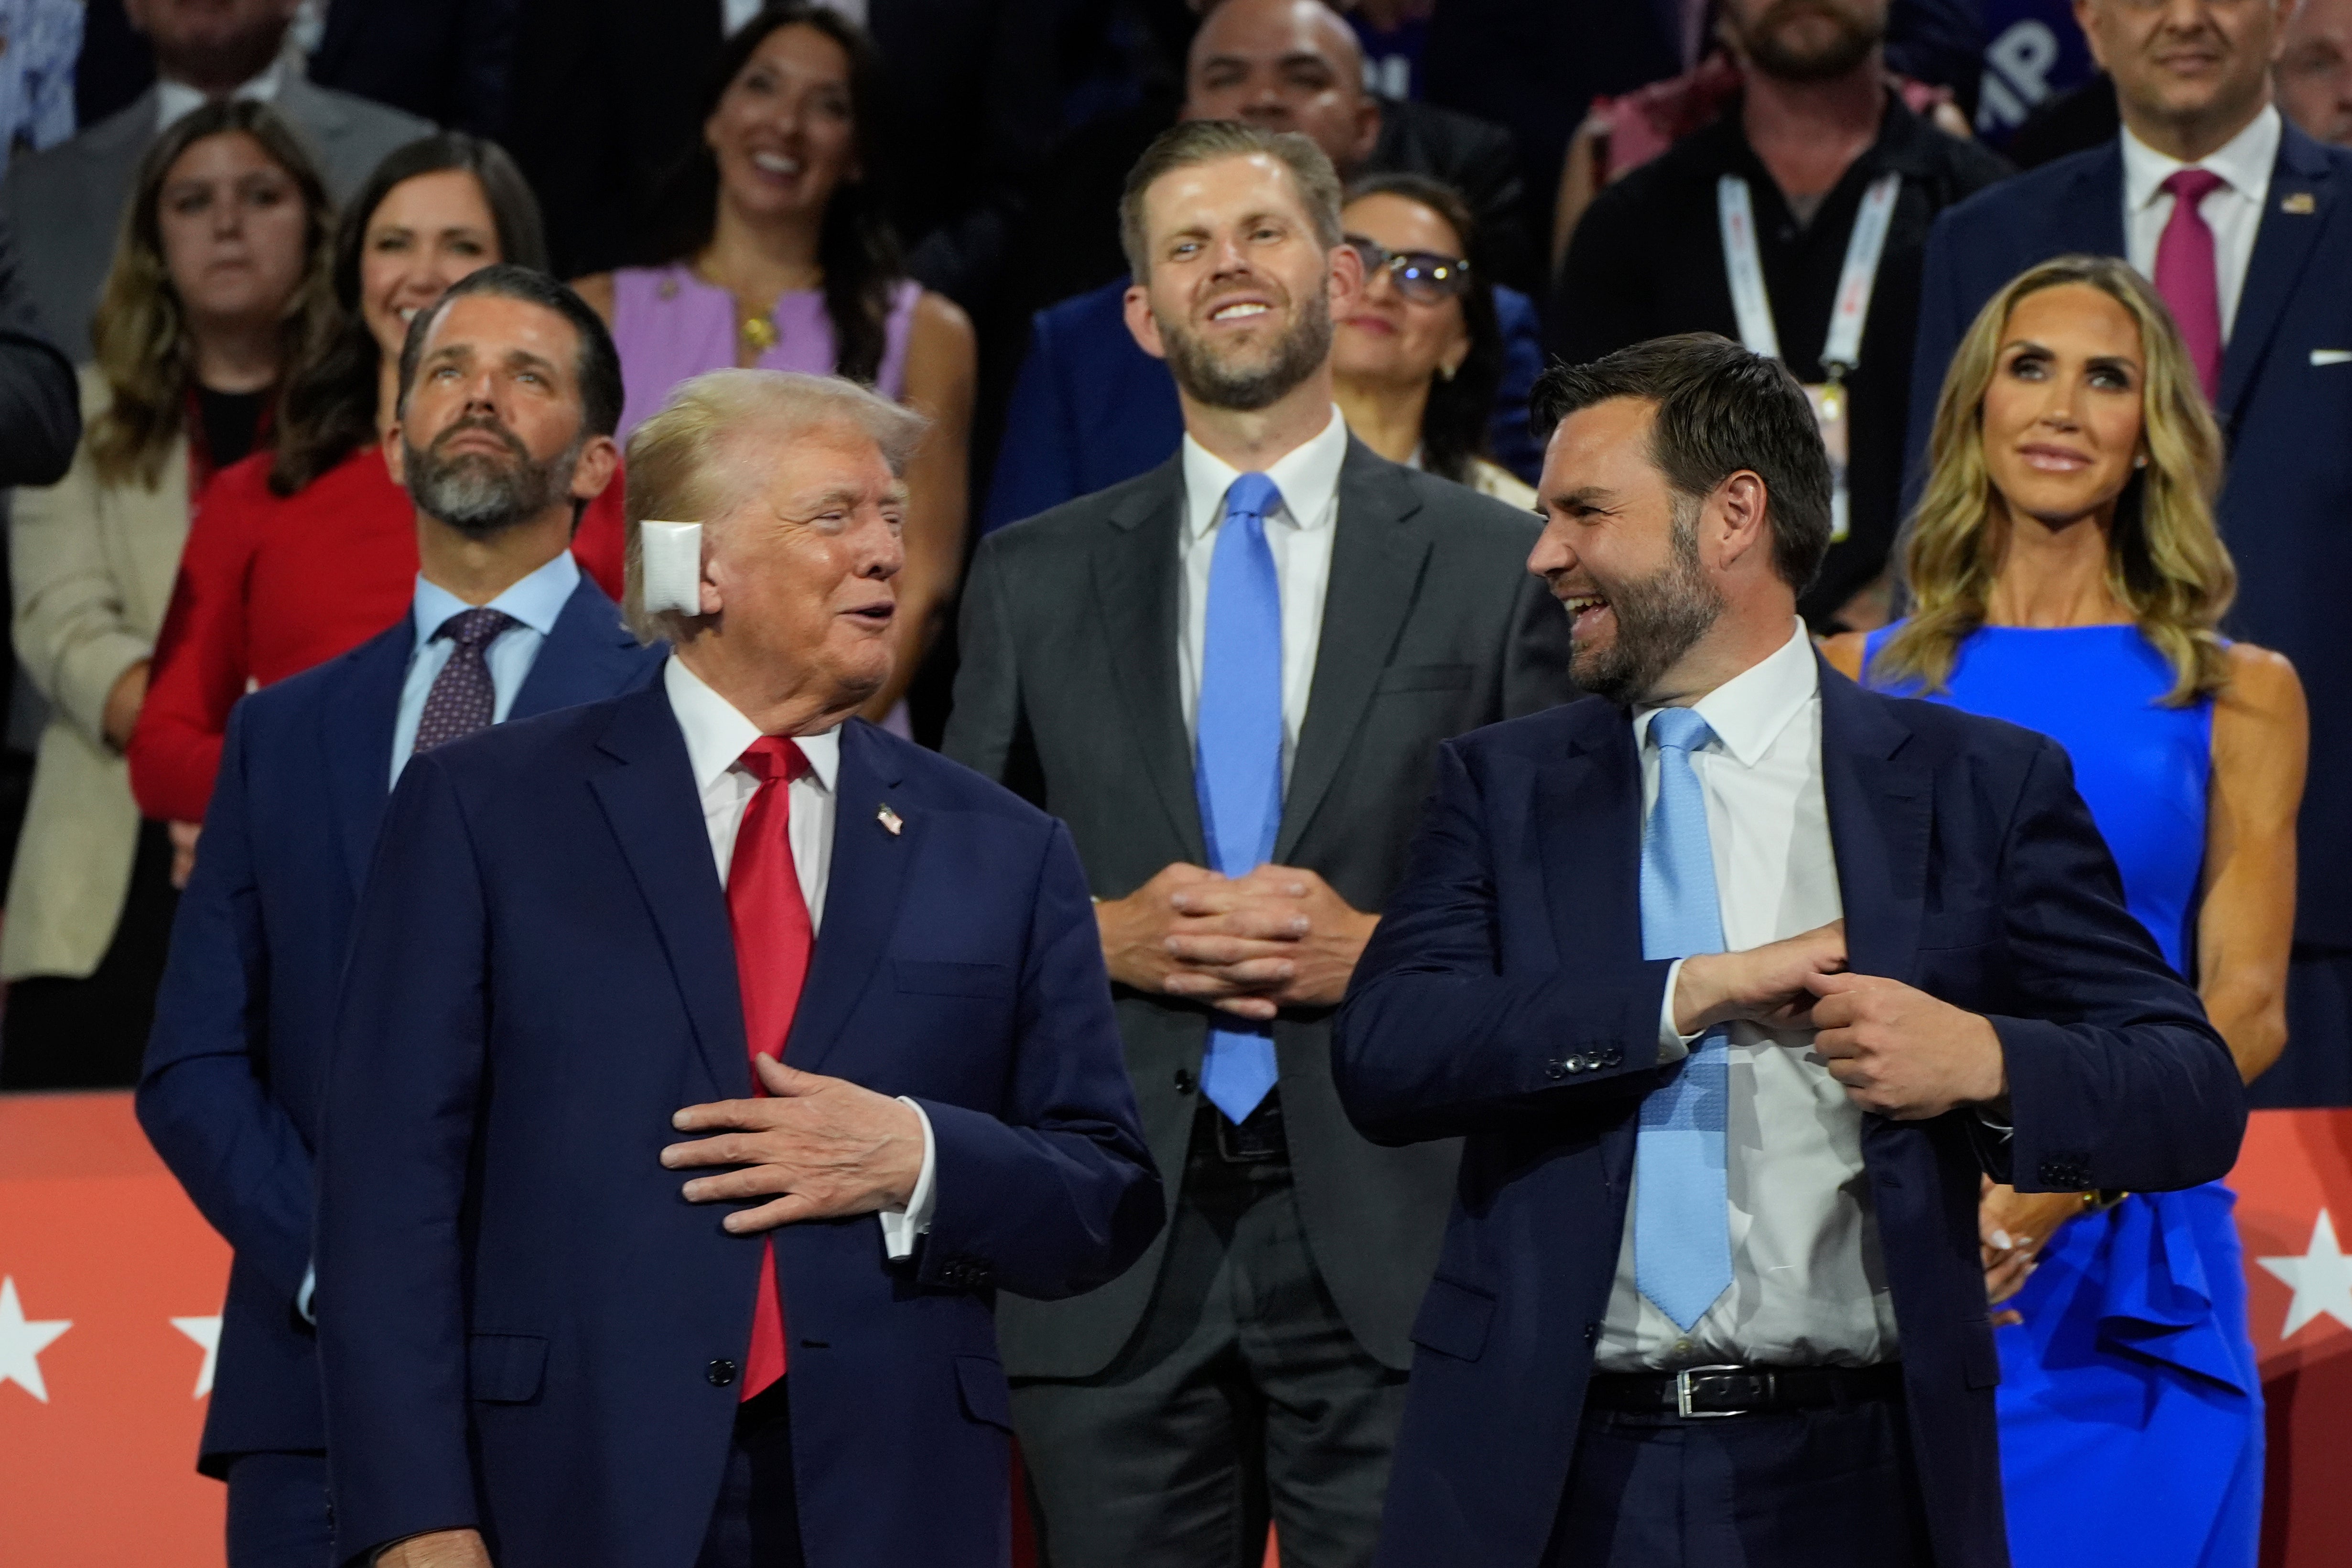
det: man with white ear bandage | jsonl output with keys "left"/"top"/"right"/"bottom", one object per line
{"left": 313, "top": 364, "right": 1159, "bottom": 1568}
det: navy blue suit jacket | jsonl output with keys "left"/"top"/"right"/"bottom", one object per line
{"left": 136, "top": 573, "right": 662, "bottom": 1475}
{"left": 982, "top": 276, "right": 1547, "bottom": 532}
{"left": 1332, "top": 663, "right": 2244, "bottom": 1568}
{"left": 1909, "top": 123, "right": 2352, "bottom": 945}
{"left": 313, "top": 683, "right": 1161, "bottom": 1568}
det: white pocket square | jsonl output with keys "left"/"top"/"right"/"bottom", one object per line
{"left": 2312, "top": 349, "right": 2352, "bottom": 367}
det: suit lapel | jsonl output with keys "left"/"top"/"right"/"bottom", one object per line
{"left": 1532, "top": 708, "right": 1645, "bottom": 974}
{"left": 1275, "top": 444, "right": 1430, "bottom": 863}
{"left": 1817, "top": 661, "right": 1932, "bottom": 988}
{"left": 786, "top": 723, "right": 917, "bottom": 1077}
{"left": 512, "top": 576, "right": 651, "bottom": 720}
{"left": 2064, "top": 143, "right": 2130, "bottom": 256}
{"left": 1092, "top": 461, "right": 1207, "bottom": 865}
{"left": 323, "top": 623, "right": 412, "bottom": 894}
{"left": 2219, "top": 125, "right": 2335, "bottom": 422}
{"left": 588, "top": 684, "right": 751, "bottom": 1099}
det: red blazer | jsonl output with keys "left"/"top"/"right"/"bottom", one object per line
{"left": 126, "top": 446, "right": 628, "bottom": 822}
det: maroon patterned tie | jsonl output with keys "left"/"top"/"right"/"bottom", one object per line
{"left": 412, "top": 607, "right": 518, "bottom": 754}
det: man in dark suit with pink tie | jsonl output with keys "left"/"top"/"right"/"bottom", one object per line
{"left": 314, "top": 366, "right": 1160, "bottom": 1568}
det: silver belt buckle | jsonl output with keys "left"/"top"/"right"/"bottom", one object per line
{"left": 1674, "top": 1364, "right": 1751, "bottom": 1418}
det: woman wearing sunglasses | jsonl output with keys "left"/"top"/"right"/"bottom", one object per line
{"left": 1332, "top": 173, "right": 1534, "bottom": 509}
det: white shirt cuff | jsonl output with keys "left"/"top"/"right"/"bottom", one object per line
{"left": 878, "top": 1096, "right": 937, "bottom": 1261}
{"left": 298, "top": 1263, "right": 316, "bottom": 1325}
{"left": 1655, "top": 957, "right": 1696, "bottom": 1064}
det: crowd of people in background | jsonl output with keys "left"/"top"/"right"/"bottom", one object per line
{"left": 0, "top": 0, "right": 2340, "bottom": 1565}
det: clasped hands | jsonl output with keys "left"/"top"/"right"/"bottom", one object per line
{"left": 1098, "top": 861, "right": 1378, "bottom": 1019}
{"left": 1672, "top": 919, "right": 2009, "bottom": 1120}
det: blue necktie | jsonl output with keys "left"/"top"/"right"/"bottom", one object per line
{"left": 1634, "top": 707, "right": 1735, "bottom": 1331}
{"left": 1193, "top": 472, "right": 1285, "bottom": 1124}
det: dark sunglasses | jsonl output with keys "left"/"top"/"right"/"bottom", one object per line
{"left": 1346, "top": 237, "right": 1474, "bottom": 304}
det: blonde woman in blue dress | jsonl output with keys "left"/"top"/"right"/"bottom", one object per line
{"left": 1825, "top": 253, "right": 2305, "bottom": 1568}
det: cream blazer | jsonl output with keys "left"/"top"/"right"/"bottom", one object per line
{"left": 4, "top": 367, "right": 191, "bottom": 981}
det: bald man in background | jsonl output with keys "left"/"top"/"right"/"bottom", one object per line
{"left": 2280, "top": 0, "right": 2352, "bottom": 144}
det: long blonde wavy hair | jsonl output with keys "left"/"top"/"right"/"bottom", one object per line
{"left": 87, "top": 100, "right": 337, "bottom": 490}
{"left": 1871, "top": 254, "right": 2235, "bottom": 706}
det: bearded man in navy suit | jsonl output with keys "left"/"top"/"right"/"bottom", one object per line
{"left": 312, "top": 364, "right": 1160, "bottom": 1568}
{"left": 139, "top": 265, "right": 662, "bottom": 1568}
{"left": 1910, "top": 0, "right": 2352, "bottom": 1104}
{"left": 1336, "top": 335, "right": 2244, "bottom": 1568}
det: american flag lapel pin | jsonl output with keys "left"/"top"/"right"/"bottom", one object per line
{"left": 877, "top": 803, "right": 905, "bottom": 836}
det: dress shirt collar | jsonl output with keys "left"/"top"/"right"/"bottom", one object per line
{"left": 2122, "top": 103, "right": 2281, "bottom": 212}
{"left": 663, "top": 655, "right": 842, "bottom": 796}
{"left": 156, "top": 59, "right": 283, "bottom": 133}
{"left": 1633, "top": 617, "right": 1818, "bottom": 767}
{"left": 1180, "top": 403, "right": 1350, "bottom": 543}
{"left": 410, "top": 550, "right": 579, "bottom": 653}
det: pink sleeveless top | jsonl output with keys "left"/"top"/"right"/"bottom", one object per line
{"left": 611, "top": 266, "right": 924, "bottom": 440}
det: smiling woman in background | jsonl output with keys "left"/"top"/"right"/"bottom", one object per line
{"left": 3, "top": 101, "right": 334, "bottom": 1089}
{"left": 126, "top": 133, "right": 629, "bottom": 840}
{"left": 1827, "top": 254, "right": 2304, "bottom": 1568}
{"left": 576, "top": 1, "right": 975, "bottom": 732}
{"left": 1330, "top": 173, "right": 1533, "bottom": 509}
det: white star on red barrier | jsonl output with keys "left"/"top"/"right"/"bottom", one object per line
{"left": 171, "top": 1316, "right": 221, "bottom": 1399}
{"left": 2259, "top": 1208, "right": 2352, "bottom": 1340}
{"left": 0, "top": 1276, "right": 72, "bottom": 1403}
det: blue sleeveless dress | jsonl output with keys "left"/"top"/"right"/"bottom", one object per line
{"left": 1863, "top": 623, "right": 2260, "bottom": 1568}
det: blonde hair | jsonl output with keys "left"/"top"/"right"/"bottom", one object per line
{"left": 88, "top": 100, "right": 337, "bottom": 490}
{"left": 1874, "top": 254, "right": 2235, "bottom": 705}
{"left": 621, "top": 368, "right": 928, "bottom": 643}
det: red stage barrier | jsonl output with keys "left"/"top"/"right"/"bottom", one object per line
{"left": 6, "top": 1093, "right": 2351, "bottom": 1565}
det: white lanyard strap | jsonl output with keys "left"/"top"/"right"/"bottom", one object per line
{"left": 1715, "top": 171, "right": 1902, "bottom": 375}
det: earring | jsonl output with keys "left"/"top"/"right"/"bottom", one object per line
{"left": 1438, "top": 361, "right": 1460, "bottom": 383}
{"left": 2133, "top": 454, "right": 2148, "bottom": 469}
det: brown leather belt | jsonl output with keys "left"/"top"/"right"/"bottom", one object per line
{"left": 1585, "top": 1362, "right": 1904, "bottom": 1419}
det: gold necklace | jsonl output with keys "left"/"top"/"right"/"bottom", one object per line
{"left": 740, "top": 312, "right": 778, "bottom": 353}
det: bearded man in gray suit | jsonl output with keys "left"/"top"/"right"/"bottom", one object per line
{"left": 945, "top": 120, "right": 1576, "bottom": 1568}
{"left": 2, "top": 0, "right": 430, "bottom": 357}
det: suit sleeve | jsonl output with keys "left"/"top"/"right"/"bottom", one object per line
{"left": 1500, "top": 566, "right": 1578, "bottom": 720}
{"left": 939, "top": 531, "right": 1025, "bottom": 789}
{"left": 135, "top": 701, "right": 316, "bottom": 1305}
{"left": 1486, "top": 286, "right": 1548, "bottom": 484}
{"left": 9, "top": 426, "right": 147, "bottom": 746}
{"left": 981, "top": 315, "right": 1080, "bottom": 533}
{"left": 0, "top": 214, "right": 76, "bottom": 488}
{"left": 1903, "top": 208, "right": 1969, "bottom": 518}
{"left": 1334, "top": 742, "right": 1676, "bottom": 1144}
{"left": 1990, "top": 738, "right": 2245, "bottom": 1192}
{"left": 908, "top": 821, "right": 1161, "bottom": 1297}
{"left": 127, "top": 487, "right": 258, "bottom": 822}
{"left": 315, "top": 752, "right": 493, "bottom": 1556}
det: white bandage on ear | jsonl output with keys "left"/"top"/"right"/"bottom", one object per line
{"left": 639, "top": 521, "right": 705, "bottom": 616}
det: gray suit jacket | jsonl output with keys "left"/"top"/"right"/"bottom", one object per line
{"left": 945, "top": 437, "right": 1579, "bottom": 1379}
{"left": 0, "top": 76, "right": 432, "bottom": 358}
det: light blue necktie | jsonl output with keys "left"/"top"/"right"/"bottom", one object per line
{"left": 1634, "top": 707, "right": 1735, "bottom": 1330}
{"left": 1193, "top": 472, "right": 1285, "bottom": 1124}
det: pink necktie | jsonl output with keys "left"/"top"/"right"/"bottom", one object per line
{"left": 2154, "top": 168, "right": 2228, "bottom": 402}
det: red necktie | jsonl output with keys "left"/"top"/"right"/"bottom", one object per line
{"left": 726, "top": 735, "right": 814, "bottom": 1402}
{"left": 2154, "top": 167, "right": 2228, "bottom": 402}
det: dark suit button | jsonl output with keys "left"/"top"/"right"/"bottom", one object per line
{"left": 1603, "top": 1049, "right": 1624, "bottom": 1067}
{"left": 706, "top": 1359, "right": 738, "bottom": 1387}
{"left": 1583, "top": 1321, "right": 1599, "bottom": 1347}
{"left": 1544, "top": 1059, "right": 1567, "bottom": 1081}
{"left": 1174, "top": 1068, "right": 1197, "bottom": 1094}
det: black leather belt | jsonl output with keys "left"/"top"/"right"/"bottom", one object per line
{"left": 1586, "top": 1362, "right": 1904, "bottom": 1419}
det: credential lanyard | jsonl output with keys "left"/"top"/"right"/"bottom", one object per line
{"left": 1715, "top": 170, "right": 1901, "bottom": 375}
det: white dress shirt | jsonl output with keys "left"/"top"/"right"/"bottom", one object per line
{"left": 388, "top": 552, "right": 580, "bottom": 788}
{"left": 1177, "top": 405, "right": 1350, "bottom": 781}
{"left": 1594, "top": 620, "right": 1899, "bottom": 1371}
{"left": 663, "top": 655, "right": 937, "bottom": 1257}
{"left": 156, "top": 58, "right": 283, "bottom": 132}
{"left": 2121, "top": 105, "right": 2281, "bottom": 341}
